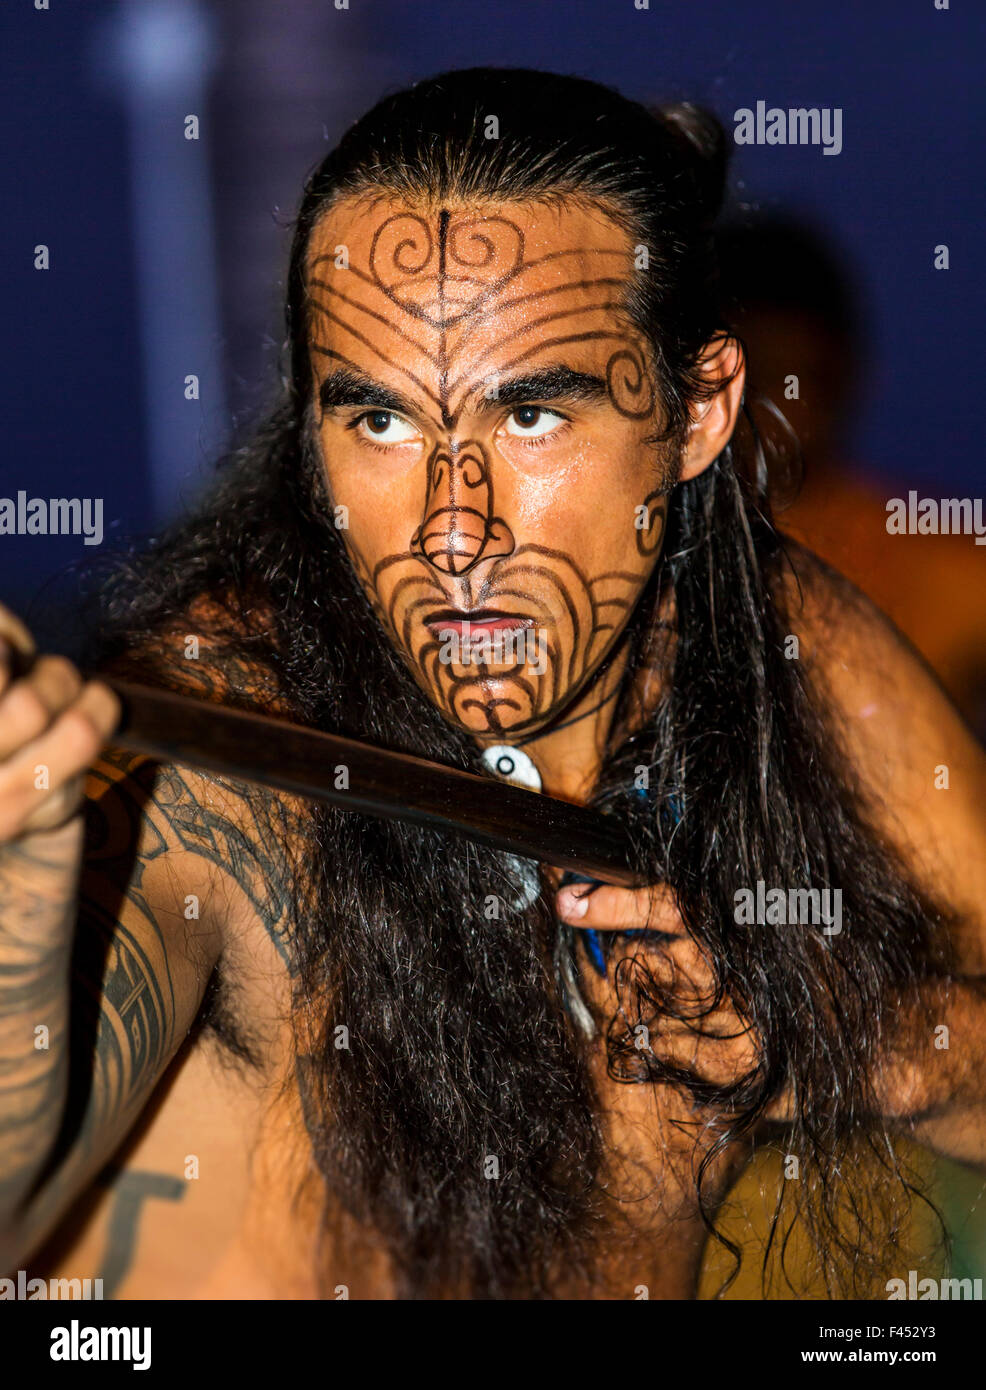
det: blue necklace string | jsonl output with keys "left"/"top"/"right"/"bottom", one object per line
{"left": 562, "top": 786, "right": 681, "bottom": 979}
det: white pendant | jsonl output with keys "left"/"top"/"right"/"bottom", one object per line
{"left": 480, "top": 743, "right": 543, "bottom": 792}
{"left": 481, "top": 745, "right": 543, "bottom": 911}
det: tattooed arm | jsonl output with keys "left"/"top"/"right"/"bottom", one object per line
{"left": 0, "top": 745, "right": 222, "bottom": 1269}
{"left": 0, "top": 603, "right": 297, "bottom": 1269}
{"left": 1, "top": 736, "right": 303, "bottom": 1271}
{"left": 0, "top": 604, "right": 123, "bottom": 1261}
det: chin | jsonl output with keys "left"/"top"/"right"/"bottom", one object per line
{"left": 444, "top": 669, "right": 544, "bottom": 732}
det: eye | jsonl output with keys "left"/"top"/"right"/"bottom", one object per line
{"left": 502, "top": 405, "right": 567, "bottom": 439}
{"left": 354, "top": 410, "right": 420, "bottom": 445}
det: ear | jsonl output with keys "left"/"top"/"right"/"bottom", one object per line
{"left": 678, "top": 334, "right": 746, "bottom": 483}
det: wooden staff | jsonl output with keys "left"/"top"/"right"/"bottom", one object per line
{"left": 104, "top": 680, "right": 642, "bottom": 887}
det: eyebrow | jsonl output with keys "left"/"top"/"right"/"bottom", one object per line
{"left": 318, "top": 363, "right": 609, "bottom": 423}
{"left": 475, "top": 366, "right": 608, "bottom": 411}
{"left": 319, "top": 367, "right": 415, "bottom": 417}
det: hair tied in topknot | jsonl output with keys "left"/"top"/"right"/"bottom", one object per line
{"left": 652, "top": 101, "right": 729, "bottom": 224}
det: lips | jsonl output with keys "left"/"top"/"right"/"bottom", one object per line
{"left": 424, "top": 608, "right": 535, "bottom": 639}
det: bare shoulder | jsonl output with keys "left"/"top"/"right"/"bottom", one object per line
{"left": 80, "top": 745, "right": 295, "bottom": 972}
{"left": 775, "top": 543, "right": 986, "bottom": 955}
{"left": 774, "top": 541, "right": 980, "bottom": 757}
{"left": 90, "top": 590, "right": 308, "bottom": 962}
{"left": 100, "top": 589, "right": 290, "bottom": 714}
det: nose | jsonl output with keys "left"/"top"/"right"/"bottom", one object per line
{"left": 411, "top": 440, "right": 514, "bottom": 576}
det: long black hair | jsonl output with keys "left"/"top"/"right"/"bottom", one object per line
{"left": 90, "top": 69, "right": 949, "bottom": 1297}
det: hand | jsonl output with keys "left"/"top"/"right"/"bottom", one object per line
{"left": 0, "top": 604, "right": 120, "bottom": 842}
{"left": 0, "top": 606, "right": 121, "bottom": 1249}
{"left": 556, "top": 879, "right": 792, "bottom": 1120}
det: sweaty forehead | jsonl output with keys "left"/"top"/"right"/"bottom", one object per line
{"left": 305, "top": 195, "right": 640, "bottom": 427}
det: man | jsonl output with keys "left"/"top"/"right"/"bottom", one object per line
{"left": 1, "top": 68, "right": 984, "bottom": 1300}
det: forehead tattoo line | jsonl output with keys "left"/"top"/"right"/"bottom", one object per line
{"left": 309, "top": 208, "right": 648, "bottom": 430}
{"left": 309, "top": 300, "right": 441, "bottom": 405}
{"left": 446, "top": 294, "right": 626, "bottom": 370}
{"left": 445, "top": 319, "right": 632, "bottom": 408}
{"left": 437, "top": 208, "right": 451, "bottom": 427}
{"left": 309, "top": 262, "right": 631, "bottom": 375}
{"left": 309, "top": 241, "right": 633, "bottom": 331}
{"left": 338, "top": 232, "right": 631, "bottom": 335}
{"left": 309, "top": 275, "right": 440, "bottom": 365}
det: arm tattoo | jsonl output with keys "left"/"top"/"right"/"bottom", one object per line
{"left": 96, "top": 633, "right": 302, "bottom": 970}
{"left": 0, "top": 838, "right": 74, "bottom": 1219}
{"left": 3, "top": 727, "right": 297, "bottom": 1258}
{"left": 146, "top": 755, "right": 297, "bottom": 970}
{"left": 95, "top": 1167, "right": 186, "bottom": 1298}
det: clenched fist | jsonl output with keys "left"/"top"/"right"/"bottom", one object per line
{"left": 0, "top": 604, "right": 120, "bottom": 842}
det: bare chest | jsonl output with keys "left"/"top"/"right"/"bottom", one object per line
{"left": 29, "top": 927, "right": 746, "bottom": 1300}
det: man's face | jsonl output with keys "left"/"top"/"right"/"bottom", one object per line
{"left": 307, "top": 195, "right": 673, "bottom": 740}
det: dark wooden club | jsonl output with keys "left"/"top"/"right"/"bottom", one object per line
{"left": 104, "top": 680, "right": 643, "bottom": 887}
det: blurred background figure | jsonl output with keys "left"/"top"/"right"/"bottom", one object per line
{"left": 718, "top": 217, "right": 986, "bottom": 741}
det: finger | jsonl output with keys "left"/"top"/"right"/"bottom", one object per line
{"left": 653, "top": 1007, "right": 753, "bottom": 1039}
{"left": 75, "top": 679, "right": 122, "bottom": 740}
{"left": 18, "top": 772, "right": 87, "bottom": 835}
{"left": 0, "top": 606, "right": 36, "bottom": 700}
{"left": 646, "top": 933, "right": 722, "bottom": 991}
{"left": 653, "top": 1039, "right": 753, "bottom": 1090}
{"left": 0, "top": 604, "right": 37, "bottom": 659}
{"left": 0, "top": 655, "right": 83, "bottom": 761}
{"left": 648, "top": 1018, "right": 761, "bottom": 1085}
{"left": 556, "top": 880, "right": 683, "bottom": 933}
{"left": 0, "top": 683, "right": 120, "bottom": 841}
